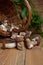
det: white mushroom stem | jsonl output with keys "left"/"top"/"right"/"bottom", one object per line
{"left": 29, "top": 44, "right": 34, "bottom": 49}
{"left": 5, "top": 43, "right": 16, "bottom": 48}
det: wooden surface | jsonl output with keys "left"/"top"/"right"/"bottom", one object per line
{"left": 26, "top": 47, "right": 43, "bottom": 65}
{"left": 0, "top": 38, "right": 43, "bottom": 65}
{"left": 0, "top": 46, "right": 43, "bottom": 65}
{"left": 0, "top": 47, "right": 26, "bottom": 65}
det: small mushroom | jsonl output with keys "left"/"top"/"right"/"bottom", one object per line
{"left": 11, "top": 33, "right": 18, "bottom": 39}
{"left": 25, "top": 31, "right": 32, "bottom": 39}
{"left": 17, "top": 41, "right": 24, "bottom": 50}
{"left": 14, "top": 25, "right": 19, "bottom": 30}
{"left": 26, "top": 38, "right": 34, "bottom": 49}
{"left": 16, "top": 35, "right": 24, "bottom": 50}
{"left": 20, "top": 32, "right": 26, "bottom": 36}
{"left": 32, "top": 37, "right": 40, "bottom": 46}
{"left": 26, "top": 37, "right": 40, "bottom": 49}
{"left": 10, "top": 24, "right": 19, "bottom": 32}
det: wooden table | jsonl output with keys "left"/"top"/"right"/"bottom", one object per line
{"left": 0, "top": 38, "right": 43, "bottom": 65}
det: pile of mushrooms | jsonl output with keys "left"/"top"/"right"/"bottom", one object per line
{"left": 3, "top": 30, "right": 40, "bottom": 50}
{"left": 0, "top": 18, "right": 40, "bottom": 50}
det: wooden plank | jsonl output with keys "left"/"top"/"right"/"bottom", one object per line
{"left": 26, "top": 47, "right": 43, "bottom": 65}
{"left": 4, "top": 49, "right": 18, "bottom": 65}
{"left": 0, "top": 49, "right": 19, "bottom": 65}
{"left": 0, "top": 49, "right": 10, "bottom": 65}
{"left": 17, "top": 49, "right": 26, "bottom": 65}
{"left": 0, "top": 48, "right": 26, "bottom": 65}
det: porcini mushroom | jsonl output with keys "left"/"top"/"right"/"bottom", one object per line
{"left": 26, "top": 38, "right": 34, "bottom": 49}
{"left": 16, "top": 35, "right": 24, "bottom": 50}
